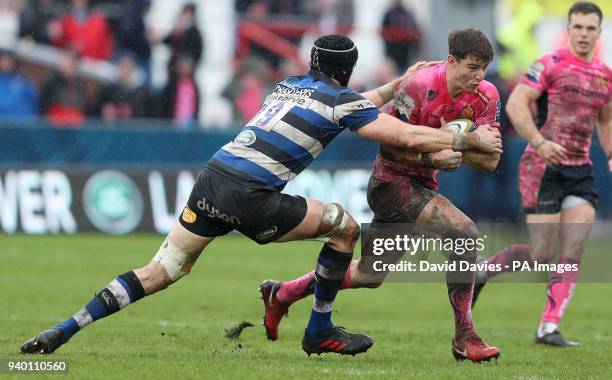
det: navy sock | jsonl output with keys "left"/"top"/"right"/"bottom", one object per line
{"left": 56, "top": 271, "right": 145, "bottom": 343}
{"left": 306, "top": 245, "right": 352, "bottom": 338}
{"left": 57, "top": 318, "right": 79, "bottom": 344}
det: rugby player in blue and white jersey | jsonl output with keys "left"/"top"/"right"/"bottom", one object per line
{"left": 21, "top": 34, "right": 501, "bottom": 357}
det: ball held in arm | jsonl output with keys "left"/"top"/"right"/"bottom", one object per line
{"left": 446, "top": 119, "right": 477, "bottom": 133}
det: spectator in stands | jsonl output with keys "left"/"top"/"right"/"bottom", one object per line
{"left": 39, "top": 50, "right": 87, "bottom": 126}
{"left": 306, "top": 0, "right": 353, "bottom": 36}
{"left": 0, "top": 0, "right": 20, "bottom": 37}
{"left": 19, "top": 0, "right": 61, "bottom": 45}
{"left": 158, "top": 54, "right": 200, "bottom": 129}
{"left": 95, "top": 52, "right": 151, "bottom": 122}
{"left": 115, "top": 0, "right": 152, "bottom": 84}
{"left": 235, "top": 0, "right": 254, "bottom": 14}
{"left": 236, "top": 0, "right": 268, "bottom": 20}
{"left": 0, "top": 49, "right": 38, "bottom": 119}
{"left": 163, "top": 3, "right": 203, "bottom": 80}
{"left": 221, "top": 56, "right": 273, "bottom": 126}
{"left": 234, "top": 1, "right": 279, "bottom": 69}
{"left": 380, "top": 0, "right": 420, "bottom": 72}
{"left": 234, "top": 0, "right": 312, "bottom": 70}
{"left": 236, "top": 0, "right": 308, "bottom": 18}
{"left": 51, "top": 0, "right": 114, "bottom": 61}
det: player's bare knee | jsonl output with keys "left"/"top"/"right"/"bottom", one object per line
{"left": 459, "top": 221, "right": 479, "bottom": 241}
{"left": 447, "top": 221, "right": 479, "bottom": 260}
{"left": 530, "top": 244, "right": 555, "bottom": 263}
{"left": 534, "top": 255, "right": 552, "bottom": 264}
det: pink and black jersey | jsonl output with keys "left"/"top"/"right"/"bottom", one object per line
{"left": 521, "top": 47, "right": 612, "bottom": 165}
{"left": 372, "top": 63, "right": 501, "bottom": 189}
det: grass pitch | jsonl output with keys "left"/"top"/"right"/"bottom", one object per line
{"left": 1, "top": 234, "right": 612, "bottom": 379}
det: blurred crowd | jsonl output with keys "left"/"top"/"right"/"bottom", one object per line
{"left": 226, "top": 0, "right": 422, "bottom": 127}
{"left": 1, "top": 0, "right": 203, "bottom": 128}
{"left": 0, "top": 0, "right": 519, "bottom": 131}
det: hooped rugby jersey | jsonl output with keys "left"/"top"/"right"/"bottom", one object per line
{"left": 373, "top": 62, "right": 501, "bottom": 190}
{"left": 207, "top": 70, "right": 380, "bottom": 190}
{"left": 521, "top": 47, "right": 612, "bottom": 165}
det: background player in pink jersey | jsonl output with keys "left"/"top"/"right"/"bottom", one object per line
{"left": 260, "top": 28, "right": 504, "bottom": 362}
{"left": 471, "top": 2, "right": 612, "bottom": 347}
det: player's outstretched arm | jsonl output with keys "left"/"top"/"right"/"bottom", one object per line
{"left": 597, "top": 100, "right": 612, "bottom": 171}
{"left": 507, "top": 84, "right": 567, "bottom": 165}
{"left": 360, "top": 60, "right": 443, "bottom": 107}
{"left": 356, "top": 113, "right": 502, "bottom": 153}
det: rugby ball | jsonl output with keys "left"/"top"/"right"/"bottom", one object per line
{"left": 446, "top": 119, "right": 477, "bottom": 133}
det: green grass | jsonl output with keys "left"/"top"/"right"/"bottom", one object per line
{"left": 1, "top": 234, "right": 611, "bottom": 379}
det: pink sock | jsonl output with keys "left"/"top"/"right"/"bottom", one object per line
{"left": 486, "top": 244, "right": 530, "bottom": 278}
{"left": 540, "top": 256, "right": 581, "bottom": 325}
{"left": 448, "top": 284, "right": 475, "bottom": 339}
{"left": 340, "top": 265, "right": 354, "bottom": 289}
{"left": 277, "top": 266, "right": 354, "bottom": 305}
{"left": 447, "top": 255, "right": 476, "bottom": 339}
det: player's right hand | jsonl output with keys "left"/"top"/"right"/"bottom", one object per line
{"left": 429, "top": 149, "right": 462, "bottom": 171}
{"left": 536, "top": 140, "right": 568, "bottom": 165}
{"left": 474, "top": 124, "right": 503, "bottom": 154}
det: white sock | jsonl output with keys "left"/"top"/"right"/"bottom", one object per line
{"left": 537, "top": 322, "right": 558, "bottom": 337}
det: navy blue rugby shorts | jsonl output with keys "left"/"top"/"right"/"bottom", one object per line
{"left": 178, "top": 168, "right": 307, "bottom": 244}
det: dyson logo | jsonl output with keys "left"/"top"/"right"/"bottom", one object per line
{"left": 197, "top": 197, "right": 242, "bottom": 225}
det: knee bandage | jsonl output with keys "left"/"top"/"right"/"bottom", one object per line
{"left": 314, "top": 203, "right": 350, "bottom": 242}
{"left": 152, "top": 238, "right": 191, "bottom": 281}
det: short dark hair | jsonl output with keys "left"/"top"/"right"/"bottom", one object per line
{"left": 568, "top": 2, "right": 603, "bottom": 25}
{"left": 448, "top": 28, "right": 493, "bottom": 63}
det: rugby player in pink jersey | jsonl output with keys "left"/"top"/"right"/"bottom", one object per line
{"left": 260, "top": 28, "right": 503, "bottom": 362}
{"left": 471, "top": 2, "right": 612, "bottom": 347}
{"left": 19, "top": 34, "right": 502, "bottom": 358}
